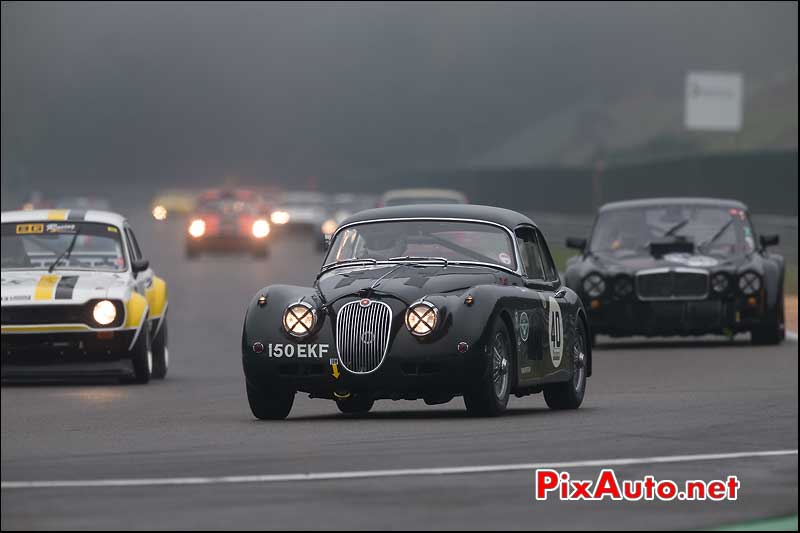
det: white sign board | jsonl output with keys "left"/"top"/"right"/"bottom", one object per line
{"left": 685, "top": 71, "right": 743, "bottom": 132}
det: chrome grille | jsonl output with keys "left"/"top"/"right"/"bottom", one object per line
{"left": 636, "top": 268, "right": 709, "bottom": 301}
{"left": 335, "top": 299, "right": 392, "bottom": 374}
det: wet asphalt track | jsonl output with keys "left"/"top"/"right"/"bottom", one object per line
{"left": 1, "top": 210, "right": 797, "bottom": 530}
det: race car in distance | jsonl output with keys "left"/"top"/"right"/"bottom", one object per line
{"left": 318, "top": 193, "right": 378, "bottom": 250}
{"left": 564, "top": 198, "right": 785, "bottom": 345}
{"left": 55, "top": 196, "right": 111, "bottom": 212}
{"left": 270, "top": 191, "right": 329, "bottom": 234}
{"left": 150, "top": 189, "right": 197, "bottom": 221}
{"left": 186, "top": 189, "right": 272, "bottom": 258}
{"left": 379, "top": 188, "right": 468, "bottom": 207}
{"left": 1, "top": 209, "right": 169, "bottom": 383}
{"left": 241, "top": 204, "right": 591, "bottom": 419}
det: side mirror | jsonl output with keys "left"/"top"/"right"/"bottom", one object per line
{"left": 566, "top": 237, "right": 587, "bottom": 251}
{"left": 132, "top": 259, "right": 150, "bottom": 274}
{"left": 760, "top": 234, "right": 779, "bottom": 248}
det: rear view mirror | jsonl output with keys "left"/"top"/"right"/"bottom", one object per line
{"left": 566, "top": 237, "right": 587, "bottom": 251}
{"left": 132, "top": 259, "right": 150, "bottom": 274}
{"left": 760, "top": 234, "right": 779, "bottom": 248}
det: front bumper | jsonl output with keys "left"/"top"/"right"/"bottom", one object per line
{"left": 187, "top": 235, "right": 267, "bottom": 252}
{"left": 243, "top": 348, "right": 487, "bottom": 399}
{"left": 586, "top": 296, "right": 765, "bottom": 337}
{"left": 1, "top": 330, "right": 136, "bottom": 379}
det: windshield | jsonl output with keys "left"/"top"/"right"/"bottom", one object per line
{"left": 590, "top": 205, "right": 756, "bottom": 258}
{"left": 1, "top": 222, "right": 127, "bottom": 272}
{"left": 324, "top": 220, "right": 516, "bottom": 270}
{"left": 384, "top": 197, "right": 463, "bottom": 207}
{"left": 197, "top": 198, "right": 262, "bottom": 215}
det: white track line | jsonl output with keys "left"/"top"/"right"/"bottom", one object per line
{"left": 2, "top": 449, "right": 796, "bottom": 490}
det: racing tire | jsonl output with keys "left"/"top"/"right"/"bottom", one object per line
{"left": 335, "top": 394, "right": 374, "bottom": 416}
{"left": 151, "top": 317, "right": 169, "bottom": 379}
{"left": 252, "top": 247, "right": 269, "bottom": 259}
{"left": 544, "top": 318, "right": 587, "bottom": 410}
{"left": 121, "top": 321, "right": 152, "bottom": 385}
{"left": 751, "top": 293, "right": 785, "bottom": 346}
{"left": 463, "top": 317, "right": 512, "bottom": 417}
{"left": 246, "top": 381, "right": 294, "bottom": 420}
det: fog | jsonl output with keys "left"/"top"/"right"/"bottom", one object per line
{"left": 2, "top": 1, "right": 797, "bottom": 194}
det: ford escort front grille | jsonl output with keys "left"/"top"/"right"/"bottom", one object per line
{"left": 335, "top": 299, "right": 392, "bottom": 374}
{"left": 635, "top": 268, "right": 709, "bottom": 301}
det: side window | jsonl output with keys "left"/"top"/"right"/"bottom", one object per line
{"left": 515, "top": 228, "right": 546, "bottom": 280}
{"left": 124, "top": 227, "right": 142, "bottom": 261}
{"left": 536, "top": 230, "right": 560, "bottom": 282}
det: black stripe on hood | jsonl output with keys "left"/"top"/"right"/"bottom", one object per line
{"left": 54, "top": 276, "right": 79, "bottom": 300}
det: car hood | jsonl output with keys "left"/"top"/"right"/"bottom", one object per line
{"left": 589, "top": 252, "right": 739, "bottom": 274}
{"left": 316, "top": 264, "right": 502, "bottom": 304}
{"left": 0, "top": 270, "right": 130, "bottom": 305}
{"left": 280, "top": 206, "right": 325, "bottom": 224}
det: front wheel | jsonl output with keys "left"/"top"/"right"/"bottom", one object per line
{"left": 463, "top": 317, "right": 512, "bottom": 417}
{"left": 246, "top": 382, "right": 294, "bottom": 420}
{"left": 151, "top": 318, "right": 168, "bottom": 379}
{"left": 121, "top": 321, "right": 152, "bottom": 384}
{"left": 252, "top": 246, "right": 269, "bottom": 259}
{"left": 751, "top": 295, "right": 784, "bottom": 345}
{"left": 335, "top": 394, "right": 374, "bottom": 416}
{"left": 544, "top": 318, "right": 587, "bottom": 410}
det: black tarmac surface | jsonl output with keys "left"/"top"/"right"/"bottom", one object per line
{"left": 2, "top": 212, "right": 797, "bottom": 530}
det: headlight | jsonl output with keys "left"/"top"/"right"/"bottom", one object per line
{"left": 92, "top": 300, "right": 117, "bottom": 326}
{"left": 612, "top": 276, "right": 633, "bottom": 299}
{"left": 582, "top": 273, "right": 606, "bottom": 298}
{"left": 271, "top": 211, "right": 290, "bottom": 225}
{"left": 738, "top": 272, "right": 761, "bottom": 295}
{"left": 321, "top": 219, "right": 338, "bottom": 236}
{"left": 405, "top": 301, "right": 438, "bottom": 336}
{"left": 251, "top": 219, "right": 270, "bottom": 238}
{"left": 188, "top": 218, "right": 206, "bottom": 238}
{"left": 152, "top": 205, "right": 168, "bottom": 221}
{"left": 283, "top": 302, "right": 316, "bottom": 337}
{"left": 711, "top": 272, "right": 730, "bottom": 293}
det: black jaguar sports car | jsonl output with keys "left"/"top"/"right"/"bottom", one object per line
{"left": 564, "top": 198, "right": 785, "bottom": 345}
{"left": 241, "top": 204, "right": 592, "bottom": 419}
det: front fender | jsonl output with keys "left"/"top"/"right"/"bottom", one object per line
{"left": 242, "top": 285, "right": 323, "bottom": 353}
{"left": 145, "top": 276, "right": 168, "bottom": 319}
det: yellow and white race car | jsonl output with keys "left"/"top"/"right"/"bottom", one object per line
{"left": 1, "top": 209, "right": 169, "bottom": 383}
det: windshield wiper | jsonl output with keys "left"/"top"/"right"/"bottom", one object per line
{"left": 663, "top": 219, "right": 690, "bottom": 238}
{"left": 47, "top": 229, "right": 81, "bottom": 273}
{"left": 388, "top": 256, "right": 449, "bottom": 267}
{"left": 698, "top": 218, "right": 735, "bottom": 250}
{"left": 319, "top": 258, "right": 378, "bottom": 275}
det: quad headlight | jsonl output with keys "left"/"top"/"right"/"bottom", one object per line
{"left": 271, "top": 210, "right": 290, "bottom": 225}
{"left": 321, "top": 219, "right": 338, "bottom": 236}
{"left": 283, "top": 302, "right": 316, "bottom": 337}
{"left": 152, "top": 205, "right": 168, "bottom": 221}
{"left": 738, "top": 272, "right": 761, "bottom": 295}
{"left": 188, "top": 218, "right": 206, "bottom": 238}
{"left": 711, "top": 272, "right": 730, "bottom": 293}
{"left": 92, "top": 300, "right": 117, "bottom": 326}
{"left": 251, "top": 219, "right": 270, "bottom": 238}
{"left": 612, "top": 275, "right": 633, "bottom": 299}
{"left": 405, "top": 301, "right": 438, "bottom": 336}
{"left": 582, "top": 273, "right": 606, "bottom": 298}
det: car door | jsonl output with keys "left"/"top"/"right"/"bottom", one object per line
{"left": 514, "top": 226, "right": 558, "bottom": 383}
{"left": 535, "top": 228, "right": 571, "bottom": 377}
{"left": 124, "top": 225, "right": 153, "bottom": 295}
